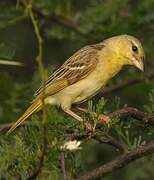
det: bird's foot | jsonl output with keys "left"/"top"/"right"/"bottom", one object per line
{"left": 77, "top": 106, "right": 110, "bottom": 127}
{"left": 63, "top": 108, "right": 94, "bottom": 132}
{"left": 85, "top": 122, "right": 94, "bottom": 131}
{"left": 98, "top": 114, "right": 110, "bottom": 124}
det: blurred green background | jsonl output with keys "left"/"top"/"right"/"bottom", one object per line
{"left": 0, "top": 0, "right": 154, "bottom": 179}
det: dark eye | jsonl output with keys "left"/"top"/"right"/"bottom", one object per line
{"left": 132, "top": 45, "right": 138, "bottom": 52}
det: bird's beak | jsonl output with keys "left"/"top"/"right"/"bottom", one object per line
{"left": 133, "top": 56, "right": 144, "bottom": 71}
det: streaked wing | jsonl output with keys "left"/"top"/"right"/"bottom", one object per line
{"left": 34, "top": 43, "right": 104, "bottom": 98}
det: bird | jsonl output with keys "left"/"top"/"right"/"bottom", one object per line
{"left": 8, "top": 34, "right": 145, "bottom": 134}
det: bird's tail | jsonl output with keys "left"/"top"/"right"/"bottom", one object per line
{"left": 7, "top": 100, "right": 42, "bottom": 134}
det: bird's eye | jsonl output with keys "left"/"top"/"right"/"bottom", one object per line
{"left": 132, "top": 45, "right": 138, "bottom": 52}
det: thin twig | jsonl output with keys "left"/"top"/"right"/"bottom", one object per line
{"left": 75, "top": 140, "right": 154, "bottom": 180}
{"left": 108, "top": 107, "right": 154, "bottom": 125}
{"left": 0, "top": 59, "right": 23, "bottom": 66}
{"left": 94, "top": 135, "right": 128, "bottom": 153}
{"left": 25, "top": 1, "right": 47, "bottom": 179}
{"left": 60, "top": 152, "right": 67, "bottom": 180}
{"left": 1, "top": 107, "right": 154, "bottom": 131}
{"left": 64, "top": 106, "right": 154, "bottom": 153}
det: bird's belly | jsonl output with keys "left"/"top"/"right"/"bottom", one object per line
{"left": 73, "top": 80, "right": 103, "bottom": 103}
{"left": 45, "top": 77, "right": 105, "bottom": 110}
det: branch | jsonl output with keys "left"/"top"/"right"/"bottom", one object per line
{"left": 64, "top": 106, "right": 154, "bottom": 152}
{"left": 75, "top": 140, "right": 154, "bottom": 180}
{"left": 60, "top": 152, "right": 67, "bottom": 180}
{"left": 93, "top": 135, "right": 128, "bottom": 153}
{"left": 1, "top": 107, "right": 154, "bottom": 131}
{"left": 25, "top": 1, "right": 47, "bottom": 179}
{"left": 107, "top": 107, "right": 154, "bottom": 125}
{"left": 101, "top": 71, "right": 154, "bottom": 95}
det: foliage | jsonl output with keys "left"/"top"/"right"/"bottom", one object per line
{"left": 0, "top": 92, "right": 154, "bottom": 179}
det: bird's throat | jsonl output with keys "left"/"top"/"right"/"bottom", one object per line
{"left": 97, "top": 52, "right": 123, "bottom": 85}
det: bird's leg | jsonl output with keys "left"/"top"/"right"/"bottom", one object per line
{"left": 76, "top": 107, "right": 88, "bottom": 113}
{"left": 64, "top": 109, "right": 83, "bottom": 122}
{"left": 76, "top": 107, "right": 97, "bottom": 116}
{"left": 64, "top": 109, "right": 93, "bottom": 130}
{"left": 76, "top": 107, "right": 110, "bottom": 124}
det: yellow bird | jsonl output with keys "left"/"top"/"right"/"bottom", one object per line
{"left": 8, "top": 34, "right": 145, "bottom": 133}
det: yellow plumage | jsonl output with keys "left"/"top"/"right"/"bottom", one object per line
{"left": 8, "top": 34, "right": 145, "bottom": 134}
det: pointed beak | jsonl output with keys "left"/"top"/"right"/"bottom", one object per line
{"left": 133, "top": 56, "right": 144, "bottom": 71}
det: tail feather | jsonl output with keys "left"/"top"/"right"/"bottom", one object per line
{"left": 7, "top": 100, "right": 42, "bottom": 134}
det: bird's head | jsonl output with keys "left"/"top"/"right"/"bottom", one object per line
{"left": 104, "top": 34, "right": 145, "bottom": 71}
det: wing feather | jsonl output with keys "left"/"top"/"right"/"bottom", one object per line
{"left": 34, "top": 43, "right": 104, "bottom": 98}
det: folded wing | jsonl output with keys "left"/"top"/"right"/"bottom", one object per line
{"left": 34, "top": 43, "right": 104, "bottom": 99}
